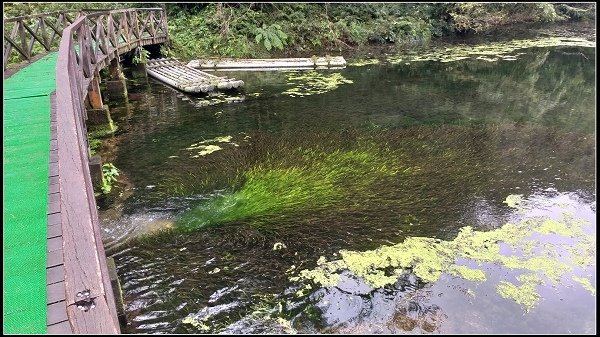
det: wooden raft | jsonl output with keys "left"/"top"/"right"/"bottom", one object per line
{"left": 187, "top": 56, "right": 347, "bottom": 71}
{"left": 146, "top": 58, "right": 244, "bottom": 93}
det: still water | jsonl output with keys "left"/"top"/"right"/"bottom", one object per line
{"left": 97, "top": 40, "right": 595, "bottom": 334}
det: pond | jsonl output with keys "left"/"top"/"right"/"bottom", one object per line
{"left": 97, "top": 36, "right": 596, "bottom": 334}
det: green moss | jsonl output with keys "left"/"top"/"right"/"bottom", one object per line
{"left": 88, "top": 121, "right": 117, "bottom": 139}
{"left": 291, "top": 195, "right": 594, "bottom": 312}
{"left": 88, "top": 137, "right": 102, "bottom": 155}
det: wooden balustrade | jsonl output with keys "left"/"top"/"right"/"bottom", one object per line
{"left": 4, "top": 8, "right": 168, "bottom": 69}
{"left": 49, "top": 7, "right": 167, "bottom": 333}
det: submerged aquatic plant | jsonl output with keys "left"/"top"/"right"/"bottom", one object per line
{"left": 282, "top": 71, "right": 353, "bottom": 97}
{"left": 176, "top": 139, "right": 407, "bottom": 231}
{"left": 291, "top": 195, "right": 595, "bottom": 312}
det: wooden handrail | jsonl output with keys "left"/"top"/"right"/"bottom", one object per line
{"left": 4, "top": 7, "right": 168, "bottom": 69}
{"left": 53, "top": 7, "right": 167, "bottom": 333}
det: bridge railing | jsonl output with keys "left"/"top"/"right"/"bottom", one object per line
{"left": 53, "top": 7, "right": 167, "bottom": 333}
{"left": 4, "top": 8, "right": 168, "bottom": 69}
{"left": 3, "top": 10, "right": 84, "bottom": 69}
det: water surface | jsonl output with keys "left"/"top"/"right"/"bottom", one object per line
{"left": 98, "top": 40, "right": 595, "bottom": 334}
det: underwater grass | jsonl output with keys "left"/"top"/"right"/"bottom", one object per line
{"left": 176, "top": 139, "right": 405, "bottom": 231}
{"left": 144, "top": 122, "right": 595, "bottom": 238}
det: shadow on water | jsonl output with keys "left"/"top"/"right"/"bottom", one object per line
{"left": 97, "top": 43, "right": 595, "bottom": 333}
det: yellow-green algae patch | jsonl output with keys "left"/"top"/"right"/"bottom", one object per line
{"left": 349, "top": 58, "right": 381, "bottom": 67}
{"left": 292, "top": 196, "right": 595, "bottom": 312}
{"left": 503, "top": 194, "right": 523, "bottom": 208}
{"left": 282, "top": 71, "right": 353, "bottom": 97}
{"left": 186, "top": 135, "right": 238, "bottom": 157}
{"left": 572, "top": 275, "right": 595, "bottom": 295}
{"left": 386, "top": 37, "right": 595, "bottom": 64}
{"left": 497, "top": 279, "right": 541, "bottom": 313}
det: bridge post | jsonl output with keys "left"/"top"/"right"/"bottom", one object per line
{"left": 105, "top": 57, "right": 128, "bottom": 102}
{"left": 87, "top": 70, "right": 113, "bottom": 128}
{"left": 88, "top": 71, "right": 104, "bottom": 109}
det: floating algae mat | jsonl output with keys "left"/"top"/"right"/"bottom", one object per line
{"left": 185, "top": 135, "right": 238, "bottom": 158}
{"left": 282, "top": 70, "right": 353, "bottom": 97}
{"left": 387, "top": 37, "right": 596, "bottom": 64}
{"left": 348, "top": 58, "right": 381, "bottom": 67}
{"left": 291, "top": 194, "right": 596, "bottom": 313}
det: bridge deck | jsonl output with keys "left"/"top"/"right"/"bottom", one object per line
{"left": 3, "top": 53, "right": 58, "bottom": 333}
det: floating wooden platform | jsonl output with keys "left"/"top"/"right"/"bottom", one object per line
{"left": 146, "top": 58, "right": 244, "bottom": 93}
{"left": 186, "top": 56, "right": 347, "bottom": 71}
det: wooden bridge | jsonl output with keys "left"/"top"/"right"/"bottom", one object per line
{"left": 3, "top": 7, "right": 168, "bottom": 333}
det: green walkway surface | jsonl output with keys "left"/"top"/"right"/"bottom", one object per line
{"left": 3, "top": 52, "right": 57, "bottom": 334}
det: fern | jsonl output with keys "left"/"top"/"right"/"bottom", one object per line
{"left": 254, "top": 23, "right": 288, "bottom": 51}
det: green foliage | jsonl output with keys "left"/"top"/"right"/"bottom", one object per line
{"left": 164, "top": 3, "right": 594, "bottom": 59}
{"left": 89, "top": 138, "right": 102, "bottom": 156}
{"left": 160, "top": 45, "right": 175, "bottom": 58}
{"left": 445, "top": 3, "right": 570, "bottom": 34}
{"left": 133, "top": 47, "right": 150, "bottom": 65}
{"left": 101, "top": 163, "right": 119, "bottom": 194}
{"left": 254, "top": 24, "right": 288, "bottom": 51}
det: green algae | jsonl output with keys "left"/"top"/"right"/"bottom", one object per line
{"left": 572, "top": 275, "right": 595, "bottom": 295}
{"left": 448, "top": 265, "right": 487, "bottom": 282}
{"left": 504, "top": 194, "right": 523, "bottom": 208}
{"left": 497, "top": 278, "right": 541, "bottom": 313}
{"left": 282, "top": 71, "right": 353, "bottom": 97}
{"left": 291, "top": 196, "right": 595, "bottom": 312}
{"left": 186, "top": 135, "right": 239, "bottom": 157}
{"left": 386, "top": 37, "right": 595, "bottom": 64}
{"left": 349, "top": 58, "right": 381, "bottom": 67}
{"left": 194, "top": 93, "right": 245, "bottom": 107}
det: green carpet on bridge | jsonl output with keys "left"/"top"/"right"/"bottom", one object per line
{"left": 3, "top": 52, "right": 57, "bottom": 334}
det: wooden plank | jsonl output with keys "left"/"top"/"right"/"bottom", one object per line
{"left": 47, "top": 223, "right": 62, "bottom": 239}
{"left": 48, "top": 200, "right": 60, "bottom": 215}
{"left": 47, "top": 281, "right": 67, "bottom": 304}
{"left": 47, "top": 301, "right": 68, "bottom": 325}
{"left": 50, "top": 162, "right": 59, "bottom": 177}
{"left": 47, "top": 249, "right": 64, "bottom": 268}
{"left": 47, "top": 320, "right": 72, "bottom": 334}
{"left": 49, "top": 182, "right": 60, "bottom": 194}
{"left": 48, "top": 212, "right": 61, "bottom": 226}
{"left": 47, "top": 237, "right": 62, "bottom": 252}
{"left": 47, "top": 264, "right": 65, "bottom": 284}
